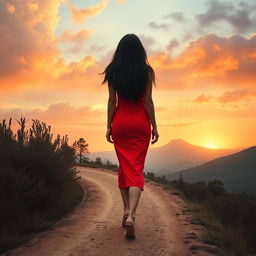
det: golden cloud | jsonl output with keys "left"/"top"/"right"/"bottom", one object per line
{"left": 0, "top": 102, "right": 105, "bottom": 125}
{"left": 0, "top": 0, "right": 101, "bottom": 93}
{"left": 193, "top": 94, "right": 213, "bottom": 103}
{"left": 148, "top": 33, "right": 256, "bottom": 90}
{"left": 1, "top": 0, "right": 256, "bottom": 99}
{"left": 67, "top": 0, "right": 108, "bottom": 25}
{"left": 115, "top": 0, "right": 126, "bottom": 5}
{"left": 6, "top": 3, "right": 15, "bottom": 13}
{"left": 57, "top": 29, "right": 95, "bottom": 43}
{"left": 218, "top": 89, "right": 256, "bottom": 103}
{"left": 189, "top": 89, "right": 256, "bottom": 107}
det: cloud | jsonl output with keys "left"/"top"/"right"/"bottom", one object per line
{"left": 218, "top": 89, "right": 256, "bottom": 103}
{"left": 67, "top": 0, "right": 108, "bottom": 25}
{"left": 138, "top": 34, "right": 157, "bottom": 55}
{"left": 163, "top": 11, "right": 186, "bottom": 23}
{"left": 87, "top": 43, "right": 105, "bottom": 53}
{"left": 159, "top": 121, "right": 201, "bottom": 127}
{"left": 6, "top": 3, "right": 15, "bottom": 13}
{"left": 166, "top": 39, "right": 179, "bottom": 52}
{"left": 56, "top": 55, "right": 100, "bottom": 89}
{"left": 189, "top": 89, "right": 256, "bottom": 107}
{"left": 148, "top": 21, "right": 169, "bottom": 31}
{"left": 58, "top": 29, "right": 95, "bottom": 44}
{"left": 155, "top": 106, "right": 168, "bottom": 112}
{"left": 196, "top": 0, "right": 256, "bottom": 33}
{"left": 0, "top": 0, "right": 102, "bottom": 93}
{"left": 139, "top": 34, "right": 155, "bottom": 48}
{"left": 1, "top": 0, "right": 256, "bottom": 102}
{"left": 57, "top": 29, "right": 95, "bottom": 53}
{"left": 0, "top": 102, "right": 105, "bottom": 126}
{"left": 148, "top": 33, "right": 256, "bottom": 90}
{"left": 0, "top": 0, "right": 63, "bottom": 82}
{"left": 193, "top": 94, "right": 213, "bottom": 103}
{"left": 182, "top": 32, "right": 194, "bottom": 42}
{"left": 115, "top": 0, "right": 126, "bottom": 5}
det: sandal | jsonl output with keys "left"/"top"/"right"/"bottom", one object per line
{"left": 122, "top": 214, "right": 135, "bottom": 227}
{"left": 122, "top": 213, "right": 129, "bottom": 227}
{"left": 125, "top": 217, "right": 136, "bottom": 239}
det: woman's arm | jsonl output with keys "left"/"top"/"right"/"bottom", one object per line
{"left": 106, "top": 82, "right": 116, "bottom": 143}
{"left": 144, "top": 79, "right": 157, "bottom": 129}
{"left": 144, "top": 79, "right": 159, "bottom": 144}
{"left": 107, "top": 82, "right": 116, "bottom": 128}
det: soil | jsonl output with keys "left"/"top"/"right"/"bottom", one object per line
{"left": 2, "top": 166, "right": 221, "bottom": 256}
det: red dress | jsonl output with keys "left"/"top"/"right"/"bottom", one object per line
{"left": 111, "top": 90, "right": 151, "bottom": 191}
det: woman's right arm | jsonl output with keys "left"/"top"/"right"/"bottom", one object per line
{"left": 144, "top": 79, "right": 159, "bottom": 144}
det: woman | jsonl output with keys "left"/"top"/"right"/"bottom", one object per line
{"left": 100, "top": 33, "right": 159, "bottom": 239}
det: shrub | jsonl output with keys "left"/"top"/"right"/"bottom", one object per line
{"left": 0, "top": 117, "right": 83, "bottom": 253}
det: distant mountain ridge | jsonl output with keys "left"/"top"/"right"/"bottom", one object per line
{"left": 88, "top": 138, "right": 242, "bottom": 175}
{"left": 166, "top": 146, "right": 256, "bottom": 195}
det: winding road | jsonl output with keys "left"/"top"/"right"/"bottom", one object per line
{"left": 2, "top": 166, "right": 221, "bottom": 256}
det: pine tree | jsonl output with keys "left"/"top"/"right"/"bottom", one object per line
{"left": 73, "top": 138, "right": 90, "bottom": 163}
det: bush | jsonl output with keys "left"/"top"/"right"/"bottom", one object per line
{"left": 0, "top": 117, "right": 83, "bottom": 253}
{"left": 146, "top": 171, "right": 256, "bottom": 254}
{"left": 169, "top": 176, "right": 256, "bottom": 255}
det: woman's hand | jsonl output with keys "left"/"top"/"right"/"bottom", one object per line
{"left": 105, "top": 127, "right": 113, "bottom": 143}
{"left": 151, "top": 128, "right": 159, "bottom": 144}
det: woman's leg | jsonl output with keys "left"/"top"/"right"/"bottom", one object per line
{"left": 120, "top": 188, "right": 129, "bottom": 215}
{"left": 126, "top": 186, "right": 141, "bottom": 223}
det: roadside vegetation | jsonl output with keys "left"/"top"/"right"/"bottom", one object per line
{"left": 76, "top": 153, "right": 119, "bottom": 170}
{"left": 144, "top": 171, "right": 256, "bottom": 256}
{"left": 0, "top": 117, "right": 84, "bottom": 253}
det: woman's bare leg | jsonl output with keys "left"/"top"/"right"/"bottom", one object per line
{"left": 120, "top": 188, "right": 129, "bottom": 215}
{"left": 126, "top": 186, "right": 141, "bottom": 224}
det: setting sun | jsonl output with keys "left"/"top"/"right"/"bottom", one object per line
{"left": 205, "top": 143, "right": 218, "bottom": 149}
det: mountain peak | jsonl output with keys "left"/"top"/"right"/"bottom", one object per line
{"left": 168, "top": 138, "right": 189, "bottom": 145}
{"left": 170, "top": 138, "right": 185, "bottom": 142}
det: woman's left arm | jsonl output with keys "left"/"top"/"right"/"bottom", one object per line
{"left": 106, "top": 83, "right": 116, "bottom": 143}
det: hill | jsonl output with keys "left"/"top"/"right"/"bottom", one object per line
{"left": 166, "top": 146, "right": 256, "bottom": 195}
{"left": 88, "top": 139, "right": 241, "bottom": 175}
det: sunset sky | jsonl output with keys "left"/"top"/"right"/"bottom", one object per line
{"left": 0, "top": 0, "right": 256, "bottom": 152}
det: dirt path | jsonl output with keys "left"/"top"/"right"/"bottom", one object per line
{"left": 2, "top": 167, "right": 221, "bottom": 256}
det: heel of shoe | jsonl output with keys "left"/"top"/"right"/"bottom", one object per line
{"left": 125, "top": 222, "right": 136, "bottom": 239}
{"left": 122, "top": 214, "right": 129, "bottom": 227}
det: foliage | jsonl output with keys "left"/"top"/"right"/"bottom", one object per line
{"left": 76, "top": 156, "right": 118, "bottom": 170}
{"left": 144, "top": 170, "right": 256, "bottom": 255}
{"left": 0, "top": 117, "right": 83, "bottom": 253}
{"left": 95, "top": 157, "right": 102, "bottom": 165}
{"left": 144, "top": 171, "right": 170, "bottom": 185}
{"left": 73, "top": 138, "right": 90, "bottom": 164}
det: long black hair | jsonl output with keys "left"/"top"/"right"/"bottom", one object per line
{"left": 100, "top": 33, "right": 156, "bottom": 102}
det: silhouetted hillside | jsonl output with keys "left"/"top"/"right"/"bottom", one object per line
{"left": 167, "top": 146, "right": 256, "bottom": 195}
{"left": 89, "top": 138, "right": 242, "bottom": 175}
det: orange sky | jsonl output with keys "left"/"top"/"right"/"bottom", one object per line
{"left": 1, "top": 0, "right": 256, "bottom": 152}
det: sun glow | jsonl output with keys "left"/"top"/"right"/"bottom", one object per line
{"left": 205, "top": 143, "right": 218, "bottom": 149}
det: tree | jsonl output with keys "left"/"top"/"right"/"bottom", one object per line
{"left": 73, "top": 138, "right": 90, "bottom": 163}
{"left": 208, "top": 180, "right": 225, "bottom": 197}
{"left": 178, "top": 173, "right": 184, "bottom": 188}
{"left": 105, "top": 159, "right": 112, "bottom": 169}
{"left": 95, "top": 156, "right": 102, "bottom": 166}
